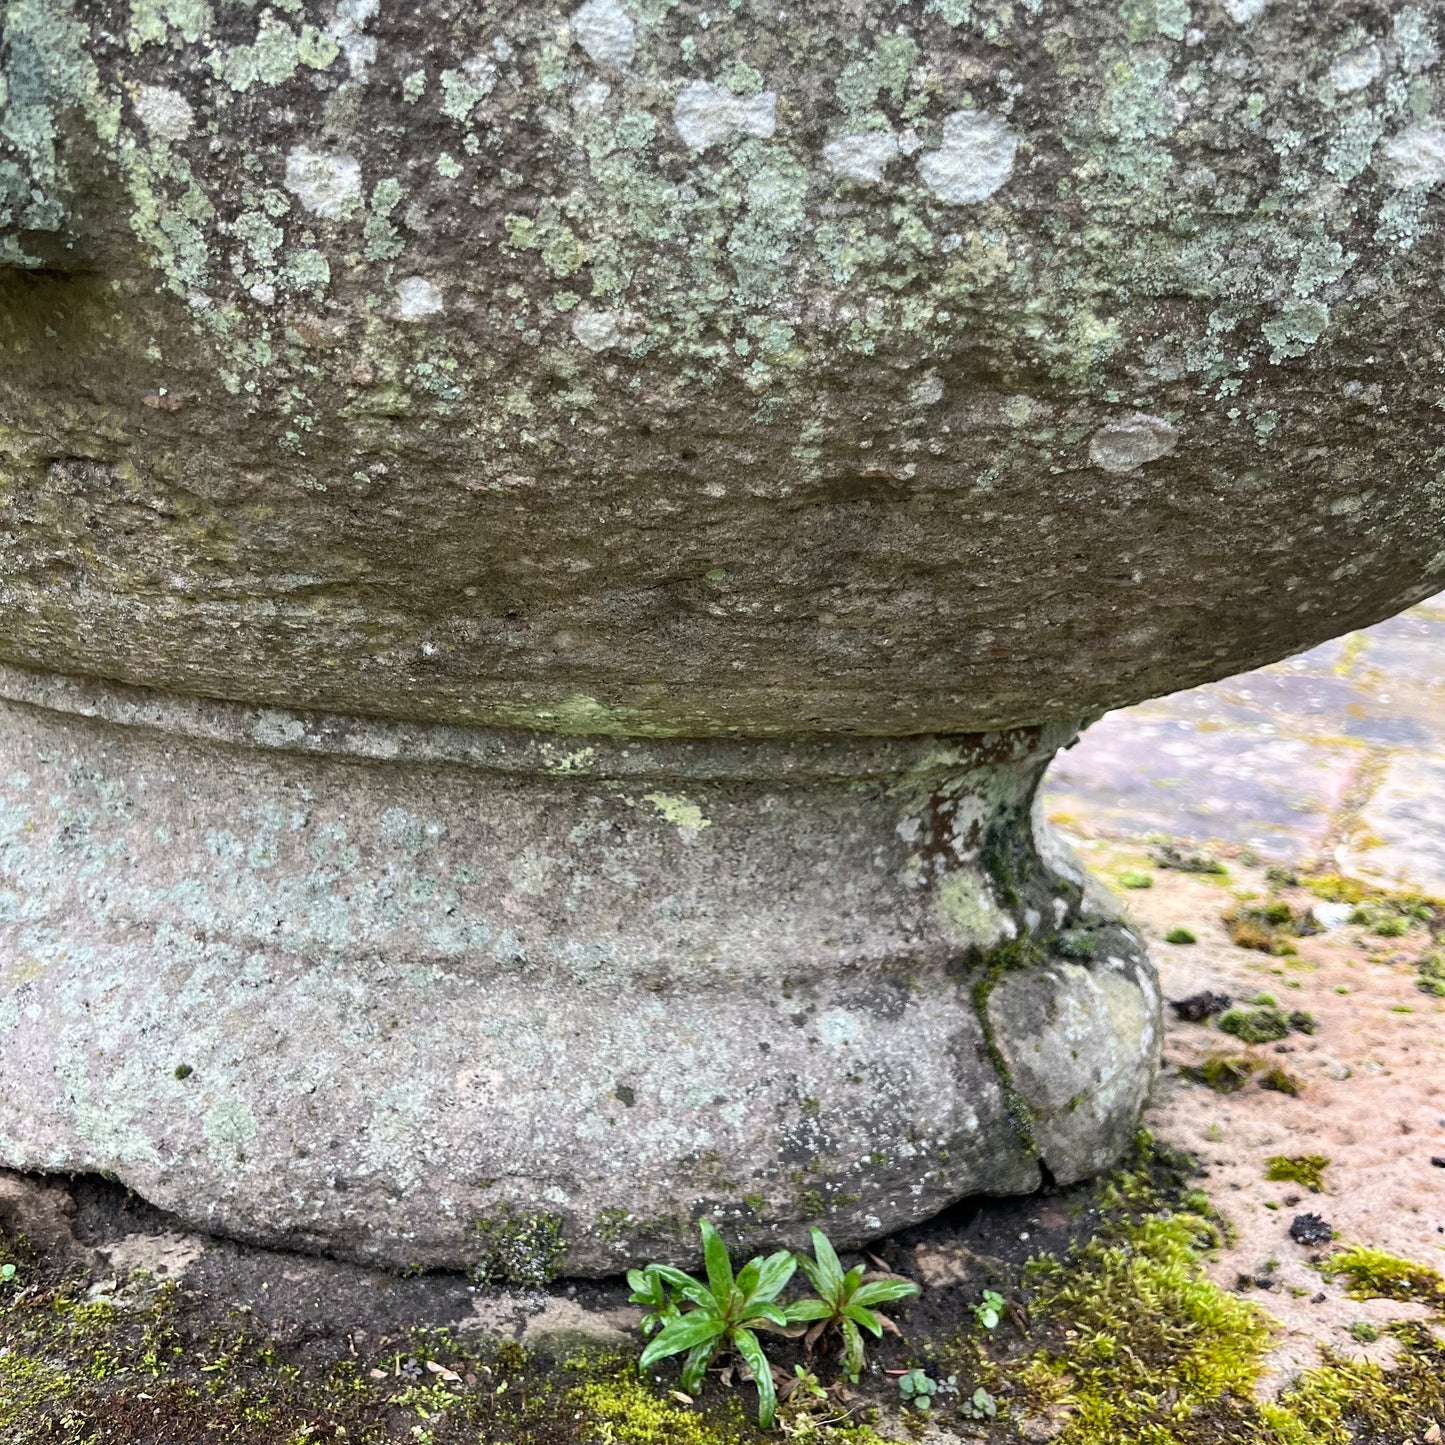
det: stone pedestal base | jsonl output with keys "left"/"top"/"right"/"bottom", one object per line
{"left": 0, "top": 667, "right": 1159, "bottom": 1276}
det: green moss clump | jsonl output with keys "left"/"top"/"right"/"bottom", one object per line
{"left": 1319, "top": 1245, "right": 1445, "bottom": 1304}
{"left": 1258, "top": 1065, "right": 1303, "bottom": 1097}
{"left": 1188, "top": 1054, "right": 1255, "bottom": 1094}
{"left": 1223, "top": 898, "right": 1313, "bottom": 955}
{"left": 1349, "top": 896, "right": 1432, "bottom": 936}
{"left": 1057, "top": 928, "right": 1098, "bottom": 960}
{"left": 1287, "top": 1009, "right": 1317, "bottom": 1036}
{"left": 1264, "top": 1154, "right": 1330, "bottom": 1193}
{"left": 1418, "top": 950, "right": 1445, "bottom": 997}
{"left": 571, "top": 1374, "right": 750, "bottom": 1445}
{"left": 1017, "top": 1190, "right": 1273, "bottom": 1441}
{"left": 1218, "top": 1007, "right": 1290, "bottom": 1044}
{"left": 1303, "top": 873, "right": 1369, "bottom": 904}
{"left": 1163, "top": 927, "right": 1196, "bottom": 945}
{"left": 1117, "top": 870, "right": 1153, "bottom": 890}
{"left": 1269, "top": 1325, "right": 1445, "bottom": 1440}
{"left": 470, "top": 1206, "right": 567, "bottom": 1287}
{"left": 1001, "top": 1139, "right": 1445, "bottom": 1444}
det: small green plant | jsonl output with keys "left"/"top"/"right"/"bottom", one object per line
{"left": 972, "top": 1288, "right": 1005, "bottom": 1330}
{"left": 1164, "top": 927, "right": 1196, "bottom": 945}
{"left": 626, "top": 1266, "right": 679, "bottom": 1338}
{"left": 1117, "top": 870, "right": 1153, "bottom": 890}
{"left": 1350, "top": 1320, "right": 1380, "bottom": 1343}
{"left": 0, "top": 1263, "right": 15, "bottom": 1284}
{"left": 786, "top": 1364, "right": 828, "bottom": 1404}
{"left": 896, "top": 1367, "right": 955, "bottom": 1410}
{"left": 963, "top": 1384, "right": 998, "bottom": 1420}
{"left": 788, "top": 1227, "right": 920, "bottom": 1381}
{"left": 636, "top": 1219, "right": 797, "bottom": 1427}
{"left": 1265, "top": 1154, "right": 1330, "bottom": 1193}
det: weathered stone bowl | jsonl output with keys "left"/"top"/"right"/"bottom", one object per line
{"left": 1, "top": 0, "right": 1442, "bottom": 1275}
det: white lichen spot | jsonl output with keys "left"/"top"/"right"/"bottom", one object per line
{"left": 817, "top": 1010, "right": 861, "bottom": 1047}
{"left": 1383, "top": 120, "right": 1445, "bottom": 188}
{"left": 917, "top": 111, "right": 1019, "bottom": 205}
{"left": 1394, "top": 6, "right": 1440, "bottom": 76}
{"left": 395, "top": 276, "right": 445, "bottom": 321}
{"left": 570, "top": 0, "right": 636, "bottom": 66}
{"left": 910, "top": 373, "right": 944, "bottom": 406}
{"left": 1089, "top": 413, "right": 1179, "bottom": 472}
{"left": 673, "top": 79, "right": 777, "bottom": 152}
{"left": 132, "top": 85, "right": 194, "bottom": 141}
{"left": 573, "top": 80, "right": 613, "bottom": 111}
{"left": 571, "top": 309, "right": 621, "bottom": 350}
{"left": 327, "top": 0, "right": 380, "bottom": 80}
{"left": 283, "top": 147, "right": 362, "bottom": 220}
{"left": 823, "top": 131, "right": 901, "bottom": 184}
{"left": 1223, "top": 0, "right": 1269, "bottom": 21}
{"left": 1329, "top": 44, "right": 1382, "bottom": 95}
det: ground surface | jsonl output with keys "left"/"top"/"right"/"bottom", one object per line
{"left": 3, "top": 596, "right": 1445, "bottom": 1441}
{"left": 1046, "top": 591, "right": 1445, "bottom": 892}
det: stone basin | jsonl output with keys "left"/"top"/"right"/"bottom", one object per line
{"left": 0, "top": 0, "right": 1442, "bottom": 1274}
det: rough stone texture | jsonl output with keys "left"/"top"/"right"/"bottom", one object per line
{"left": 1, "top": 1, "right": 1443, "bottom": 738}
{"left": 0, "top": 672, "right": 1152, "bottom": 1273}
{"left": 5, "top": 0, "right": 1442, "bottom": 1268}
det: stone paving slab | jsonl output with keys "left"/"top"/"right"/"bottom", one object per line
{"left": 1044, "top": 592, "right": 1445, "bottom": 893}
{"left": 1337, "top": 751, "right": 1445, "bottom": 898}
{"left": 1047, "top": 722, "right": 1360, "bottom": 864}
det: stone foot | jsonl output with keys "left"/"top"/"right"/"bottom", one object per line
{"left": 0, "top": 666, "right": 1159, "bottom": 1276}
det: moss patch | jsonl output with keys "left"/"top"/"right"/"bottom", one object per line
{"left": 1218, "top": 1006, "right": 1291, "bottom": 1044}
{"left": 470, "top": 1208, "right": 567, "bottom": 1288}
{"left": 6, "top": 1146, "right": 1445, "bottom": 1444}
{"left": 1264, "top": 1155, "right": 1330, "bottom": 1193}
{"left": 1257, "top": 1065, "right": 1303, "bottom": 1097}
{"left": 1318, "top": 1245, "right": 1445, "bottom": 1305}
{"left": 1183, "top": 1053, "right": 1255, "bottom": 1094}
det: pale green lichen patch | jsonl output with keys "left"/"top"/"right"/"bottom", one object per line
{"left": 204, "top": 17, "right": 337, "bottom": 93}
{"left": 642, "top": 792, "right": 711, "bottom": 831}
{"left": 128, "top": 0, "right": 213, "bottom": 52}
